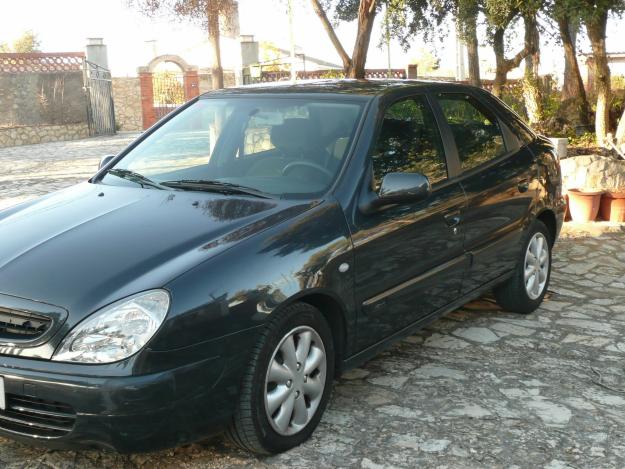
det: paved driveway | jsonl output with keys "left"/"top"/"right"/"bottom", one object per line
{"left": 0, "top": 133, "right": 139, "bottom": 210}
{"left": 1, "top": 137, "right": 625, "bottom": 468}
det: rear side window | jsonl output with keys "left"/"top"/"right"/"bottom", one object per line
{"left": 437, "top": 93, "right": 507, "bottom": 171}
{"left": 370, "top": 95, "right": 447, "bottom": 188}
{"left": 482, "top": 92, "right": 535, "bottom": 145}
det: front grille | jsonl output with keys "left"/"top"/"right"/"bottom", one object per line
{"left": 0, "top": 308, "right": 51, "bottom": 341}
{"left": 0, "top": 394, "right": 76, "bottom": 438}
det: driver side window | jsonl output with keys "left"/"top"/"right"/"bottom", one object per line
{"left": 370, "top": 96, "right": 447, "bottom": 189}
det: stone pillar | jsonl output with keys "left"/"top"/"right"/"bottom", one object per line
{"left": 549, "top": 137, "right": 568, "bottom": 160}
{"left": 86, "top": 38, "right": 109, "bottom": 69}
{"left": 184, "top": 70, "right": 200, "bottom": 99}
{"left": 406, "top": 64, "right": 418, "bottom": 79}
{"left": 138, "top": 68, "right": 155, "bottom": 130}
{"left": 240, "top": 35, "right": 259, "bottom": 68}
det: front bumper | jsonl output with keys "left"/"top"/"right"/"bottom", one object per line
{"left": 0, "top": 329, "right": 259, "bottom": 452}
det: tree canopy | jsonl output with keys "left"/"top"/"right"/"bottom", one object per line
{"left": 0, "top": 31, "right": 41, "bottom": 53}
{"left": 130, "top": 0, "right": 237, "bottom": 89}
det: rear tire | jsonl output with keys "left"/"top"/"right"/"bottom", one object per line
{"left": 494, "top": 220, "right": 552, "bottom": 314}
{"left": 226, "top": 302, "right": 334, "bottom": 454}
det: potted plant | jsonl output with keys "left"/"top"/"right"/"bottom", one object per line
{"left": 600, "top": 192, "right": 625, "bottom": 222}
{"left": 563, "top": 191, "right": 572, "bottom": 222}
{"left": 567, "top": 189, "right": 604, "bottom": 222}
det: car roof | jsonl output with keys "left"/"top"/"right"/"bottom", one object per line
{"left": 199, "top": 79, "right": 478, "bottom": 99}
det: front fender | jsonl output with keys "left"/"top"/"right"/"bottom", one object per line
{"left": 150, "top": 200, "right": 355, "bottom": 355}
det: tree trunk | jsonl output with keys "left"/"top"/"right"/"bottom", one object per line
{"left": 492, "top": 27, "right": 506, "bottom": 97}
{"left": 616, "top": 108, "right": 625, "bottom": 146}
{"left": 586, "top": 11, "right": 611, "bottom": 145}
{"left": 465, "top": 12, "right": 481, "bottom": 87}
{"left": 207, "top": 8, "right": 224, "bottom": 89}
{"left": 557, "top": 15, "right": 589, "bottom": 127}
{"left": 310, "top": 0, "right": 352, "bottom": 71}
{"left": 490, "top": 10, "right": 531, "bottom": 98}
{"left": 347, "top": 0, "right": 377, "bottom": 78}
{"left": 310, "top": 0, "right": 377, "bottom": 79}
{"left": 522, "top": 15, "right": 543, "bottom": 126}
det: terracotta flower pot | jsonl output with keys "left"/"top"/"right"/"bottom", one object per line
{"left": 567, "top": 189, "right": 603, "bottom": 222}
{"left": 600, "top": 192, "right": 625, "bottom": 222}
{"left": 564, "top": 193, "right": 572, "bottom": 222}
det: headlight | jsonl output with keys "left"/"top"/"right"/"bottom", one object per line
{"left": 53, "top": 290, "right": 170, "bottom": 364}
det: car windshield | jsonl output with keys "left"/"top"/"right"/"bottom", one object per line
{"left": 102, "top": 97, "right": 365, "bottom": 198}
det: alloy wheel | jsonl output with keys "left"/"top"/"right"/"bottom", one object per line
{"left": 264, "top": 326, "right": 327, "bottom": 436}
{"left": 524, "top": 232, "right": 549, "bottom": 300}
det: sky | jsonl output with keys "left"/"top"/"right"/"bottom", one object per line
{"left": 0, "top": 0, "right": 624, "bottom": 80}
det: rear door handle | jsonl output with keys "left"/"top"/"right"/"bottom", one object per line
{"left": 518, "top": 180, "right": 530, "bottom": 193}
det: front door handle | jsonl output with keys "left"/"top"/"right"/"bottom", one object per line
{"left": 518, "top": 180, "right": 530, "bottom": 193}
{"left": 444, "top": 212, "right": 462, "bottom": 228}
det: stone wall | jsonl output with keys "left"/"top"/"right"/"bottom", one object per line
{"left": 561, "top": 154, "right": 625, "bottom": 192}
{"left": 0, "top": 71, "right": 88, "bottom": 127}
{"left": 0, "top": 123, "right": 89, "bottom": 148}
{"left": 112, "top": 70, "right": 238, "bottom": 132}
{"left": 0, "top": 53, "right": 91, "bottom": 147}
{"left": 198, "top": 71, "right": 238, "bottom": 94}
{"left": 112, "top": 77, "right": 142, "bottom": 131}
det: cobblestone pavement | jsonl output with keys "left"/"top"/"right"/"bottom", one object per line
{"left": 2, "top": 137, "right": 625, "bottom": 468}
{"left": 0, "top": 133, "right": 139, "bottom": 210}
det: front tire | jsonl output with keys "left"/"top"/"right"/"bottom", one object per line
{"left": 227, "top": 302, "right": 334, "bottom": 454}
{"left": 494, "top": 220, "right": 552, "bottom": 314}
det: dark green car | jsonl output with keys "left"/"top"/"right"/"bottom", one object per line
{"left": 0, "top": 80, "right": 564, "bottom": 453}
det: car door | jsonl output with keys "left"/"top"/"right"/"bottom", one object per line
{"left": 432, "top": 91, "right": 538, "bottom": 294}
{"left": 350, "top": 94, "right": 468, "bottom": 350}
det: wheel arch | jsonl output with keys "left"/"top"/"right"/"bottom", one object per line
{"left": 536, "top": 209, "right": 557, "bottom": 246}
{"left": 280, "top": 289, "right": 349, "bottom": 377}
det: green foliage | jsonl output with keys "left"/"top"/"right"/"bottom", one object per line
{"left": 455, "top": 0, "right": 480, "bottom": 42}
{"left": 484, "top": 0, "right": 516, "bottom": 28}
{"left": 152, "top": 71, "right": 185, "bottom": 105}
{"left": 499, "top": 81, "right": 528, "bottom": 119}
{"left": 130, "top": 0, "right": 237, "bottom": 30}
{"left": 568, "top": 131, "right": 596, "bottom": 147}
{"left": 612, "top": 75, "right": 625, "bottom": 91}
{"left": 0, "top": 30, "right": 41, "bottom": 53}
{"left": 542, "top": 89, "right": 562, "bottom": 122}
{"left": 562, "top": 0, "right": 625, "bottom": 25}
{"left": 325, "top": 0, "right": 447, "bottom": 50}
{"left": 320, "top": 69, "right": 346, "bottom": 79}
{"left": 408, "top": 48, "right": 440, "bottom": 75}
{"left": 259, "top": 42, "right": 290, "bottom": 71}
{"left": 385, "top": 0, "right": 447, "bottom": 48}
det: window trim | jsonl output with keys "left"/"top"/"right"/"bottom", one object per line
{"left": 367, "top": 93, "right": 452, "bottom": 192}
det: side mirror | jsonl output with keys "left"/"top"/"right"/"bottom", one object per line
{"left": 99, "top": 155, "right": 116, "bottom": 170}
{"left": 359, "top": 173, "right": 431, "bottom": 213}
{"left": 376, "top": 172, "right": 431, "bottom": 207}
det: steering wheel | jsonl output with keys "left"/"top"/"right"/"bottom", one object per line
{"left": 281, "top": 161, "right": 334, "bottom": 179}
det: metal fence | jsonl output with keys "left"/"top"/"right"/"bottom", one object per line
{"left": 152, "top": 71, "right": 186, "bottom": 120}
{"left": 0, "top": 52, "right": 85, "bottom": 73}
{"left": 243, "top": 68, "right": 408, "bottom": 85}
{"left": 83, "top": 60, "right": 116, "bottom": 136}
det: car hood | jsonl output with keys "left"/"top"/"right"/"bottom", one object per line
{"left": 0, "top": 182, "right": 316, "bottom": 324}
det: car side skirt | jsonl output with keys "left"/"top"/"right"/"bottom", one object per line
{"left": 341, "top": 270, "right": 514, "bottom": 372}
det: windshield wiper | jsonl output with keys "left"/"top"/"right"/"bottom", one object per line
{"left": 160, "top": 179, "right": 272, "bottom": 199}
{"left": 107, "top": 168, "right": 169, "bottom": 190}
